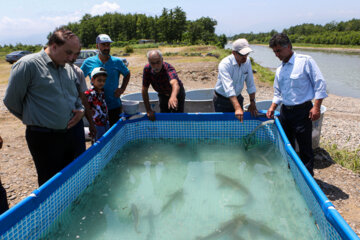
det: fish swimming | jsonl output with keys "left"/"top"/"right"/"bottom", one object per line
{"left": 160, "top": 189, "right": 184, "bottom": 214}
{"left": 242, "top": 215, "right": 286, "bottom": 240}
{"left": 216, "top": 173, "right": 251, "bottom": 197}
{"left": 130, "top": 203, "right": 140, "bottom": 233}
{"left": 197, "top": 214, "right": 285, "bottom": 240}
{"left": 146, "top": 209, "right": 155, "bottom": 240}
{"left": 195, "top": 214, "right": 246, "bottom": 240}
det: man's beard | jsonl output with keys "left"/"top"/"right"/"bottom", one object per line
{"left": 100, "top": 50, "right": 110, "bottom": 56}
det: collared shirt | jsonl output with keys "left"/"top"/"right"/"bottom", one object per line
{"left": 70, "top": 64, "right": 87, "bottom": 93}
{"left": 81, "top": 55, "right": 130, "bottom": 110}
{"left": 3, "top": 49, "right": 83, "bottom": 129}
{"left": 142, "top": 62, "right": 183, "bottom": 95}
{"left": 84, "top": 87, "right": 109, "bottom": 126}
{"left": 273, "top": 52, "right": 328, "bottom": 106}
{"left": 215, "top": 54, "right": 256, "bottom": 98}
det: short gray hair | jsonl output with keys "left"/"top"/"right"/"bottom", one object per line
{"left": 147, "top": 50, "right": 162, "bottom": 59}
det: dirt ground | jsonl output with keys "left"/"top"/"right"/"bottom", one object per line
{"left": 0, "top": 51, "right": 359, "bottom": 237}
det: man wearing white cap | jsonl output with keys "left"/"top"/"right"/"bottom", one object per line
{"left": 213, "top": 38, "right": 257, "bottom": 122}
{"left": 81, "top": 34, "right": 131, "bottom": 126}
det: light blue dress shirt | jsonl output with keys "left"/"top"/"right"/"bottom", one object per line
{"left": 81, "top": 55, "right": 130, "bottom": 110}
{"left": 273, "top": 52, "right": 328, "bottom": 106}
{"left": 215, "top": 54, "right": 256, "bottom": 97}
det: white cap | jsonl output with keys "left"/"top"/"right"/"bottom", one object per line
{"left": 232, "top": 38, "right": 253, "bottom": 55}
{"left": 91, "top": 67, "right": 107, "bottom": 79}
{"left": 96, "top": 34, "right": 113, "bottom": 44}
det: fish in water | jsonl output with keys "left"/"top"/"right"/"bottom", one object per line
{"left": 146, "top": 209, "right": 155, "bottom": 240}
{"left": 196, "top": 214, "right": 247, "bottom": 240}
{"left": 160, "top": 189, "right": 184, "bottom": 214}
{"left": 130, "top": 203, "right": 141, "bottom": 233}
{"left": 224, "top": 204, "right": 245, "bottom": 209}
{"left": 242, "top": 215, "right": 286, "bottom": 240}
{"left": 216, "top": 173, "right": 251, "bottom": 197}
{"left": 196, "top": 214, "right": 285, "bottom": 240}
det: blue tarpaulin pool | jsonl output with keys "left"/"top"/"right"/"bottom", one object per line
{"left": 0, "top": 112, "right": 358, "bottom": 240}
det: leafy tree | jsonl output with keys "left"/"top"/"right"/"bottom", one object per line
{"left": 230, "top": 18, "right": 360, "bottom": 46}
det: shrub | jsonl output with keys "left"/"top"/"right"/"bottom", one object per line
{"left": 124, "top": 45, "right": 134, "bottom": 53}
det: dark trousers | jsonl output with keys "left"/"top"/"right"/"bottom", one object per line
{"left": 0, "top": 178, "right": 9, "bottom": 214}
{"left": 26, "top": 120, "right": 86, "bottom": 186}
{"left": 158, "top": 86, "right": 186, "bottom": 113}
{"left": 108, "top": 107, "right": 122, "bottom": 127}
{"left": 280, "top": 102, "right": 314, "bottom": 176}
{"left": 213, "top": 92, "right": 244, "bottom": 112}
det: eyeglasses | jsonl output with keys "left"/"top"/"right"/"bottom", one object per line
{"left": 237, "top": 52, "right": 248, "bottom": 57}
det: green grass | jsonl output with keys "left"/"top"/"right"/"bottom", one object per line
{"left": 321, "top": 143, "right": 360, "bottom": 173}
{"left": 130, "top": 43, "right": 159, "bottom": 49}
{"left": 251, "top": 60, "right": 275, "bottom": 84}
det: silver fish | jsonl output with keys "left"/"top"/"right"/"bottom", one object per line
{"left": 242, "top": 215, "right": 286, "bottom": 240}
{"left": 196, "top": 214, "right": 285, "bottom": 240}
{"left": 216, "top": 173, "right": 251, "bottom": 197}
{"left": 146, "top": 209, "right": 155, "bottom": 240}
{"left": 196, "top": 215, "right": 246, "bottom": 240}
{"left": 130, "top": 203, "right": 140, "bottom": 233}
{"left": 160, "top": 189, "right": 184, "bottom": 214}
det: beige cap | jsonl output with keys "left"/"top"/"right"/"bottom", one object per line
{"left": 232, "top": 38, "right": 253, "bottom": 55}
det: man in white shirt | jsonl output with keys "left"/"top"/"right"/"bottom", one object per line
{"left": 266, "top": 33, "right": 328, "bottom": 176}
{"left": 213, "top": 38, "right": 257, "bottom": 122}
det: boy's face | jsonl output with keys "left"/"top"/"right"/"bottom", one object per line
{"left": 92, "top": 74, "right": 107, "bottom": 90}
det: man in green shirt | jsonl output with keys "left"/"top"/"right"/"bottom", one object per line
{"left": 3, "top": 28, "right": 86, "bottom": 186}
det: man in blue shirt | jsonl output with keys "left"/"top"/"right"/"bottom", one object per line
{"left": 213, "top": 38, "right": 257, "bottom": 122}
{"left": 81, "top": 34, "right": 131, "bottom": 126}
{"left": 266, "top": 33, "right": 328, "bottom": 176}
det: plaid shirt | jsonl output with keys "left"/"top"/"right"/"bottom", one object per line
{"left": 142, "top": 62, "right": 183, "bottom": 95}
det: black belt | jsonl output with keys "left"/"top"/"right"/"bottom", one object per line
{"left": 27, "top": 126, "right": 68, "bottom": 133}
{"left": 215, "top": 91, "right": 243, "bottom": 100}
{"left": 214, "top": 91, "right": 229, "bottom": 100}
{"left": 283, "top": 101, "right": 312, "bottom": 110}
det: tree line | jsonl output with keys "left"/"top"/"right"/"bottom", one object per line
{"left": 0, "top": 6, "right": 227, "bottom": 52}
{"left": 231, "top": 18, "right": 360, "bottom": 46}
{"left": 66, "top": 6, "right": 227, "bottom": 48}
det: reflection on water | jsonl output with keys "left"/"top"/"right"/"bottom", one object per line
{"left": 43, "top": 139, "right": 321, "bottom": 240}
{"left": 226, "top": 43, "right": 360, "bottom": 98}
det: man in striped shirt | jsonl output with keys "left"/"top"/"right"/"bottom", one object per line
{"left": 142, "top": 50, "right": 185, "bottom": 121}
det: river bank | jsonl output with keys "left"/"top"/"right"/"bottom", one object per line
{"left": 250, "top": 43, "right": 360, "bottom": 53}
{"left": 0, "top": 50, "right": 359, "bottom": 236}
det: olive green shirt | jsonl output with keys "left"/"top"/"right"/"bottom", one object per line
{"left": 3, "top": 49, "right": 84, "bottom": 130}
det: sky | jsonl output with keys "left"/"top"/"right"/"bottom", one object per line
{"left": 1, "top": 0, "right": 360, "bottom": 45}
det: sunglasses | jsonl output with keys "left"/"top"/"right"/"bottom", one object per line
{"left": 237, "top": 52, "right": 248, "bottom": 57}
